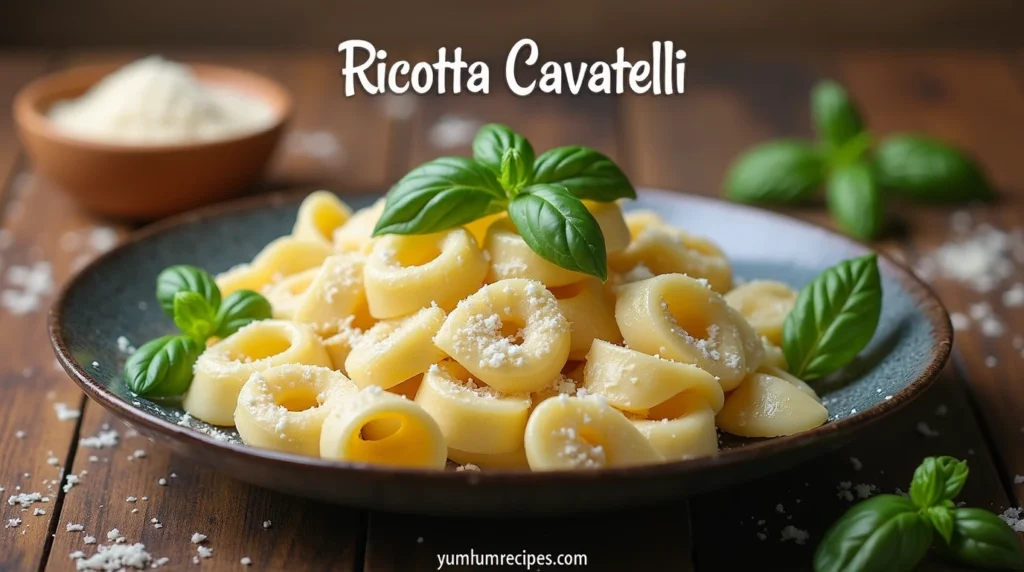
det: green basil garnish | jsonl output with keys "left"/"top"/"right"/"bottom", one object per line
{"left": 215, "top": 290, "right": 273, "bottom": 338}
{"left": 815, "top": 457, "right": 1023, "bottom": 571}
{"left": 875, "top": 134, "right": 993, "bottom": 202}
{"left": 723, "top": 140, "right": 824, "bottom": 204}
{"left": 783, "top": 254, "right": 883, "bottom": 380}
{"left": 826, "top": 162, "right": 884, "bottom": 241}
{"left": 124, "top": 335, "right": 203, "bottom": 397}
{"left": 371, "top": 125, "right": 633, "bottom": 280}
{"left": 507, "top": 184, "right": 608, "bottom": 280}
{"left": 156, "top": 265, "right": 221, "bottom": 318}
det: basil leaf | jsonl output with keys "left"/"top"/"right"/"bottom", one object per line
{"left": 945, "top": 508, "right": 1024, "bottom": 570}
{"left": 911, "top": 456, "right": 969, "bottom": 507}
{"left": 173, "top": 291, "right": 217, "bottom": 341}
{"left": 923, "top": 505, "right": 956, "bottom": 544}
{"left": 827, "top": 162, "right": 884, "bottom": 241}
{"left": 507, "top": 184, "right": 607, "bottom": 280}
{"left": 214, "top": 290, "right": 273, "bottom": 338}
{"left": 724, "top": 140, "right": 824, "bottom": 204}
{"left": 156, "top": 265, "right": 221, "bottom": 319}
{"left": 373, "top": 157, "right": 505, "bottom": 236}
{"left": 123, "top": 335, "right": 203, "bottom": 397}
{"left": 812, "top": 80, "right": 865, "bottom": 151}
{"left": 875, "top": 134, "right": 994, "bottom": 202}
{"left": 500, "top": 148, "right": 531, "bottom": 193}
{"left": 472, "top": 123, "right": 535, "bottom": 177}
{"left": 814, "top": 495, "right": 933, "bottom": 572}
{"left": 782, "top": 254, "right": 883, "bottom": 380}
{"left": 532, "top": 146, "right": 636, "bottom": 202}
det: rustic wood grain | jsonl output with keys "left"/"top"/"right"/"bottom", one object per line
{"left": 0, "top": 52, "right": 115, "bottom": 572}
{"left": 365, "top": 506, "right": 691, "bottom": 572}
{"left": 360, "top": 84, "right": 698, "bottom": 572}
{"left": 839, "top": 52, "right": 1024, "bottom": 506}
{"left": 36, "top": 51, "right": 398, "bottom": 570}
{"left": 46, "top": 403, "right": 365, "bottom": 571}
{"left": 620, "top": 55, "right": 1017, "bottom": 570}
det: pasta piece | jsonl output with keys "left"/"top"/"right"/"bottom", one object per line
{"left": 252, "top": 237, "right": 334, "bottom": 283}
{"left": 319, "top": 386, "right": 447, "bottom": 469}
{"left": 583, "top": 200, "right": 631, "bottom": 253}
{"left": 322, "top": 319, "right": 364, "bottom": 375}
{"left": 292, "top": 253, "right": 366, "bottom": 335}
{"left": 716, "top": 371, "right": 828, "bottom": 438}
{"left": 615, "top": 274, "right": 764, "bottom": 391}
{"left": 364, "top": 228, "right": 488, "bottom": 319}
{"left": 263, "top": 268, "right": 318, "bottom": 320}
{"left": 234, "top": 364, "right": 357, "bottom": 456}
{"left": 524, "top": 395, "right": 661, "bottom": 470}
{"left": 333, "top": 198, "right": 385, "bottom": 254}
{"left": 484, "top": 219, "right": 588, "bottom": 286}
{"left": 632, "top": 392, "right": 718, "bottom": 461}
{"left": 215, "top": 264, "right": 266, "bottom": 297}
{"left": 531, "top": 373, "right": 580, "bottom": 407}
{"left": 609, "top": 213, "right": 732, "bottom": 292}
{"left": 433, "top": 279, "right": 571, "bottom": 394}
{"left": 448, "top": 446, "right": 530, "bottom": 470}
{"left": 550, "top": 278, "right": 622, "bottom": 361}
{"left": 414, "top": 361, "right": 531, "bottom": 454}
{"left": 757, "top": 365, "right": 820, "bottom": 402}
{"left": 583, "top": 340, "right": 725, "bottom": 413}
{"left": 219, "top": 237, "right": 333, "bottom": 297}
{"left": 183, "top": 320, "right": 331, "bottom": 426}
{"left": 388, "top": 374, "right": 423, "bottom": 401}
{"left": 292, "top": 191, "right": 353, "bottom": 244}
{"left": 463, "top": 212, "right": 505, "bottom": 246}
{"left": 724, "top": 280, "right": 798, "bottom": 346}
{"left": 345, "top": 306, "right": 447, "bottom": 390}
{"left": 761, "top": 337, "right": 788, "bottom": 370}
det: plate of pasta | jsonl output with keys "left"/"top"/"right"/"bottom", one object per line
{"left": 50, "top": 126, "right": 950, "bottom": 516}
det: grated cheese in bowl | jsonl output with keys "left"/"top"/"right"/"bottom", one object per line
{"left": 48, "top": 56, "right": 276, "bottom": 146}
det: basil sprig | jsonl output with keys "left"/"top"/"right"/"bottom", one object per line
{"left": 372, "top": 123, "right": 634, "bottom": 280}
{"left": 815, "top": 457, "right": 1023, "bottom": 572}
{"left": 124, "top": 266, "right": 273, "bottom": 397}
{"left": 724, "top": 80, "right": 992, "bottom": 241}
{"left": 782, "top": 254, "right": 883, "bottom": 381}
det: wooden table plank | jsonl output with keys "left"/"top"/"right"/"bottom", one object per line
{"left": 19, "top": 51, "right": 395, "bottom": 570}
{"left": 0, "top": 51, "right": 109, "bottom": 572}
{"left": 361, "top": 85, "right": 693, "bottom": 572}
{"left": 839, "top": 52, "right": 1024, "bottom": 505}
{"left": 620, "top": 54, "right": 1016, "bottom": 570}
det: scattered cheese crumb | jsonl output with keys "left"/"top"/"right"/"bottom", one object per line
{"left": 157, "top": 478, "right": 167, "bottom": 486}
{"left": 6, "top": 518, "right": 22, "bottom": 528}
{"left": 197, "top": 546, "right": 213, "bottom": 559}
{"left": 15, "top": 430, "right": 25, "bottom": 439}
{"left": 80, "top": 429, "right": 119, "bottom": 449}
{"left": 1014, "top": 475, "right": 1024, "bottom": 485}
{"left": 240, "top": 557, "right": 252, "bottom": 566}
{"left": 7, "top": 492, "right": 46, "bottom": 507}
{"left": 54, "top": 402, "right": 80, "bottom": 421}
{"left": 455, "top": 464, "right": 480, "bottom": 472}
{"left": 83, "top": 535, "right": 96, "bottom": 545}
{"left": 190, "top": 533, "right": 207, "bottom": 544}
{"left": 73, "top": 541, "right": 153, "bottom": 570}
{"left": 66, "top": 522, "right": 85, "bottom": 532}
{"left": 916, "top": 422, "right": 941, "bottom": 437}
{"left": 999, "top": 507, "right": 1024, "bottom": 533}
{"left": 849, "top": 457, "right": 862, "bottom": 471}
{"left": 64, "top": 474, "right": 80, "bottom": 492}
{"left": 774, "top": 503, "right": 785, "bottom": 514}
{"left": 125, "top": 496, "right": 137, "bottom": 503}
{"left": 107, "top": 528, "right": 121, "bottom": 541}
{"left": 986, "top": 356, "right": 998, "bottom": 368}
{"left": 32, "top": 508, "right": 46, "bottom": 516}
{"left": 780, "top": 525, "right": 809, "bottom": 545}
{"left": 262, "top": 520, "right": 272, "bottom": 529}
{"left": 935, "top": 404, "right": 948, "bottom": 416}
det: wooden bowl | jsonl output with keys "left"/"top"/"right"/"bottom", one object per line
{"left": 49, "top": 189, "right": 953, "bottom": 517}
{"left": 13, "top": 62, "right": 292, "bottom": 221}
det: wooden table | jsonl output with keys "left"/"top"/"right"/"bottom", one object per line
{"left": 1, "top": 49, "right": 1022, "bottom": 571}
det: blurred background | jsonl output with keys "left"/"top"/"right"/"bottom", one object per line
{"left": 2, "top": 0, "right": 1023, "bottom": 52}
{"left": 3, "top": 4, "right": 1024, "bottom": 570}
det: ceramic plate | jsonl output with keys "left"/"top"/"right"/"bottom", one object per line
{"left": 49, "top": 189, "right": 952, "bottom": 517}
